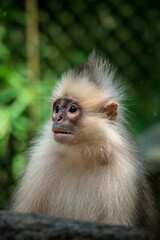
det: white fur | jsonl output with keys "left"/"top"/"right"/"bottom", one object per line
{"left": 13, "top": 116, "right": 141, "bottom": 225}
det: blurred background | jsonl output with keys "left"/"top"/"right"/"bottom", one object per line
{"left": 0, "top": 0, "right": 160, "bottom": 216}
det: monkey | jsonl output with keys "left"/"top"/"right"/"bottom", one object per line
{"left": 12, "top": 52, "right": 156, "bottom": 227}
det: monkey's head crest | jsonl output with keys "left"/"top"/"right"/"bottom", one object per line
{"left": 51, "top": 52, "right": 125, "bottom": 145}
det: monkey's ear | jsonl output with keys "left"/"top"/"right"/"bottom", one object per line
{"left": 104, "top": 101, "right": 118, "bottom": 120}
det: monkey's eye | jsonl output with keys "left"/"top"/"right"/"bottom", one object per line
{"left": 69, "top": 105, "right": 78, "bottom": 113}
{"left": 55, "top": 105, "right": 60, "bottom": 113}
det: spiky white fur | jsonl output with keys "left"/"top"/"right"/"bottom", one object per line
{"left": 12, "top": 53, "right": 155, "bottom": 226}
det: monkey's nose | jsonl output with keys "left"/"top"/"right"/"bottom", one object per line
{"left": 57, "top": 115, "right": 63, "bottom": 122}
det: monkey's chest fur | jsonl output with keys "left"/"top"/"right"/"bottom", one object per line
{"left": 43, "top": 159, "right": 136, "bottom": 225}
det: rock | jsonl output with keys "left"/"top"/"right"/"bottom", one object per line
{"left": 0, "top": 211, "right": 158, "bottom": 240}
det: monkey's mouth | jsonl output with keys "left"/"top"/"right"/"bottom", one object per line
{"left": 52, "top": 126, "right": 74, "bottom": 143}
{"left": 54, "top": 130, "right": 72, "bottom": 135}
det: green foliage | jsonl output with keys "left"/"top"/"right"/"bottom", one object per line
{"left": 0, "top": 21, "right": 56, "bottom": 208}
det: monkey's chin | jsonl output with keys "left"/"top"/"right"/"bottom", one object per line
{"left": 54, "top": 133, "right": 75, "bottom": 144}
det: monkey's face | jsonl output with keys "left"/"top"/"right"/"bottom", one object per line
{"left": 52, "top": 97, "right": 82, "bottom": 144}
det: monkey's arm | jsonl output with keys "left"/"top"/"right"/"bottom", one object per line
{"left": 12, "top": 157, "right": 51, "bottom": 213}
{"left": 12, "top": 122, "right": 55, "bottom": 213}
{"left": 135, "top": 176, "right": 156, "bottom": 227}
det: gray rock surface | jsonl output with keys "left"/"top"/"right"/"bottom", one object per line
{"left": 0, "top": 211, "right": 158, "bottom": 240}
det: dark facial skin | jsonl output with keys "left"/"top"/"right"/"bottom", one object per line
{"left": 52, "top": 97, "right": 82, "bottom": 144}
